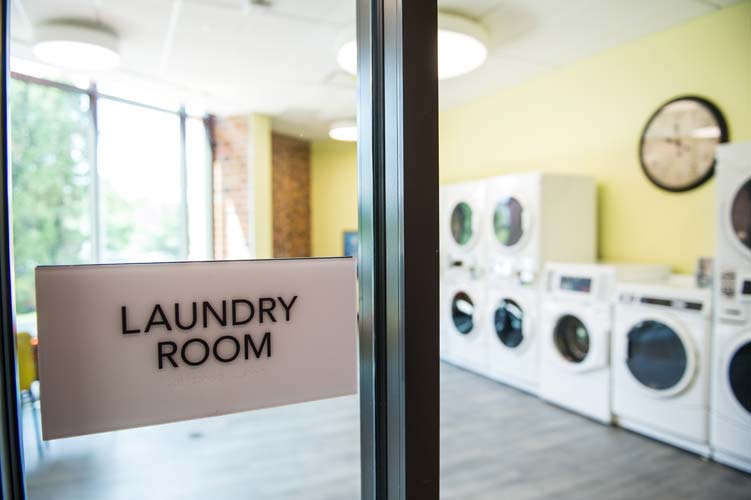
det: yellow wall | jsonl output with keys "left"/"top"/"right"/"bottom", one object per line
{"left": 441, "top": 2, "right": 751, "bottom": 273}
{"left": 310, "top": 140, "right": 358, "bottom": 256}
{"left": 309, "top": 4, "right": 751, "bottom": 271}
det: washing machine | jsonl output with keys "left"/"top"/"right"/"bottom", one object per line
{"left": 484, "top": 284, "right": 539, "bottom": 393}
{"left": 484, "top": 172, "right": 596, "bottom": 287}
{"left": 442, "top": 280, "right": 487, "bottom": 373}
{"left": 612, "top": 277, "right": 712, "bottom": 456}
{"left": 539, "top": 262, "right": 670, "bottom": 424}
{"left": 711, "top": 142, "right": 751, "bottom": 473}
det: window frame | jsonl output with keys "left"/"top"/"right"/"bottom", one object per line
{"left": 9, "top": 71, "right": 213, "bottom": 267}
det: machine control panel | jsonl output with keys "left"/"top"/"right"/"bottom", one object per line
{"left": 641, "top": 296, "right": 705, "bottom": 312}
{"left": 721, "top": 270, "right": 737, "bottom": 298}
{"left": 446, "top": 254, "right": 483, "bottom": 279}
{"left": 559, "top": 275, "right": 592, "bottom": 293}
{"left": 717, "top": 270, "right": 751, "bottom": 323}
{"left": 545, "top": 268, "right": 612, "bottom": 303}
{"left": 618, "top": 293, "right": 705, "bottom": 313}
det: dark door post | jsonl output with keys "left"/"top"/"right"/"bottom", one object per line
{"left": 357, "top": 0, "right": 439, "bottom": 498}
{"left": 0, "top": 0, "right": 27, "bottom": 498}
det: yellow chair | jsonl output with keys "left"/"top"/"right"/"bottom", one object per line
{"left": 16, "top": 332, "right": 44, "bottom": 455}
{"left": 16, "top": 332, "right": 36, "bottom": 391}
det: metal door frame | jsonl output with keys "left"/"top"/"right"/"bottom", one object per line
{"left": 357, "top": 0, "right": 439, "bottom": 498}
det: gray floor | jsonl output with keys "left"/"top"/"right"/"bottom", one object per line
{"left": 440, "top": 364, "right": 750, "bottom": 500}
{"left": 22, "top": 362, "right": 750, "bottom": 500}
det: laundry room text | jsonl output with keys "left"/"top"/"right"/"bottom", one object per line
{"left": 119, "top": 296, "right": 299, "bottom": 369}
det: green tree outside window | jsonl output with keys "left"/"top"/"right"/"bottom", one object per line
{"left": 10, "top": 79, "right": 92, "bottom": 314}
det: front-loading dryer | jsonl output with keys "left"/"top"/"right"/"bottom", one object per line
{"left": 440, "top": 181, "right": 486, "bottom": 278}
{"left": 485, "top": 285, "right": 538, "bottom": 394}
{"left": 711, "top": 142, "right": 751, "bottom": 473}
{"left": 612, "top": 278, "right": 712, "bottom": 457}
{"left": 484, "top": 172, "right": 596, "bottom": 287}
{"left": 442, "top": 280, "right": 487, "bottom": 373}
{"left": 540, "top": 262, "right": 670, "bottom": 424}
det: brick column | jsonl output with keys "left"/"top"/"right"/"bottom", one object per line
{"left": 272, "top": 133, "right": 311, "bottom": 257}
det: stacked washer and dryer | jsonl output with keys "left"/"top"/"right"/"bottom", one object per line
{"left": 711, "top": 142, "right": 751, "bottom": 473}
{"left": 482, "top": 173, "right": 596, "bottom": 394}
{"left": 440, "top": 180, "right": 487, "bottom": 371}
{"left": 440, "top": 172, "right": 596, "bottom": 393}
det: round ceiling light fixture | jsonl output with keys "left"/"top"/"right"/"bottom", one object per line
{"left": 336, "top": 12, "right": 488, "bottom": 80}
{"left": 33, "top": 21, "right": 121, "bottom": 71}
{"left": 329, "top": 120, "right": 358, "bottom": 142}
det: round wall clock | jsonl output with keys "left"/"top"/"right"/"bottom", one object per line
{"left": 639, "top": 96, "right": 728, "bottom": 192}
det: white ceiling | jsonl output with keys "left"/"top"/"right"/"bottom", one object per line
{"left": 9, "top": 0, "right": 741, "bottom": 139}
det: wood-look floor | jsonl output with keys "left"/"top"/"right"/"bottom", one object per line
{"left": 21, "top": 363, "right": 750, "bottom": 500}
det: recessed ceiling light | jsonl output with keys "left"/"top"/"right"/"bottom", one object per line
{"left": 437, "top": 13, "right": 488, "bottom": 80}
{"left": 336, "top": 12, "right": 488, "bottom": 80}
{"left": 329, "top": 121, "right": 358, "bottom": 142}
{"left": 33, "top": 21, "right": 121, "bottom": 71}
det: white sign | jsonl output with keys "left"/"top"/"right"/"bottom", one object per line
{"left": 35, "top": 258, "right": 358, "bottom": 439}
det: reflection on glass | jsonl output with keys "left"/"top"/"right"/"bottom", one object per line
{"left": 493, "top": 197, "right": 523, "bottom": 247}
{"left": 494, "top": 298, "right": 523, "bottom": 348}
{"left": 554, "top": 315, "right": 590, "bottom": 362}
{"left": 626, "top": 320, "right": 687, "bottom": 390}
{"left": 186, "top": 117, "right": 212, "bottom": 260}
{"left": 452, "top": 291, "right": 474, "bottom": 334}
{"left": 729, "top": 341, "right": 751, "bottom": 414}
{"left": 731, "top": 178, "right": 751, "bottom": 251}
{"left": 9, "top": 0, "right": 361, "bottom": 497}
{"left": 10, "top": 79, "right": 92, "bottom": 315}
{"left": 450, "top": 202, "right": 473, "bottom": 245}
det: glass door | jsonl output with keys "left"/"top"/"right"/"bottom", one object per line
{"left": 626, "top": 319, "right": 690, "bottom": 393}
{"left": 553, "top": 314, "right": 590, "bottom": 364}
{"left": 494, "top": 297, "right": 524, "bottom": 349}
{"left": 7, "top": 1, "right": 363, "bottom": 496}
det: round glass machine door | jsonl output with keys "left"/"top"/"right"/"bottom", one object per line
{"left": 626, "top": 320, "right": 688, "bottom": 391}
{"left": 494, "top": 298, "right": 524, "bottom": 348}
{"left": 450, "top": 202, "right": 474, "bottom": 246}
{"left": 451, "top": 292, "right": 475, "bottom": 335}
{"left": 554, "top": 315, "right": 590, "bottom": 363}
{"left": 493, "top": 197, "right": 524, "bottom": 247}
{"left": 730, "top": 177, "right": 751, "bottom": 253}
{"left": 728, "top": 340, "right": 751, "bottom": 415}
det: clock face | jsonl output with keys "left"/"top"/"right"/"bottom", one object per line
{"left": 640, "top": 97, "right": 728, "bottom": 192}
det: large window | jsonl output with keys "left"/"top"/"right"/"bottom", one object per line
{"left": 10, "top": 75, "right": 212, "bottom": 321}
